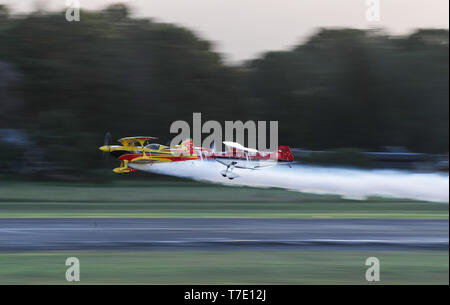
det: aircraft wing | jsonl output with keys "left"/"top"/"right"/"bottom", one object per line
{"left": 118, "top": 136, "right": 158, "bottom": 147}
{"left": 223, "top": 141, "right": 259, "bottom": 153}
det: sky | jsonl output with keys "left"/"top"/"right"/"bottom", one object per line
{"left": 3, "top": 0, "right": 449, "bottom": 63}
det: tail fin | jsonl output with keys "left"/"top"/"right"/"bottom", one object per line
{"left": 277, "top": 146, "right": 294, "bottom": 162}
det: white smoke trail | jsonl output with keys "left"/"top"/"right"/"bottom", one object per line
{"left": 131, "top": 161, "right": 449, "bottom": 203}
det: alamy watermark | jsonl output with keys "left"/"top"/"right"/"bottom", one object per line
{"left": 365, "top": 257, "right": 380, "bottom": 282}
{"left": 169, "top": 113, "right": 278, "bottom": 153}
{"left": 65, "top": 0, "right": 80, "bottom": 22}
{"left": 365, "top": 0, "right": 381, "bottom": 22}
{"left": 65, "top": 257, "right": 80, "bottom": 282}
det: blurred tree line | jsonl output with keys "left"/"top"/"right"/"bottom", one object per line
{"left": 0, "top": 4, "right": 448, "bottom": 177}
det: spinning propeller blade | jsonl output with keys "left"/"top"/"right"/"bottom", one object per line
{"left": 102, "top": 131, "right": 112, "bottom": 158}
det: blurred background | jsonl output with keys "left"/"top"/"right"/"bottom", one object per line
{"left": 0, "top": 1, "right": 448, "bottom": 285}
{"left": 0, "top": 1, "right": 448, "bottom": 180}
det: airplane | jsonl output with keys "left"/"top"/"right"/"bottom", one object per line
{"left": 211, "top": 141, "right": 294, "bottom": 180}
{"left": 99, "top": 134, "right": 198, "bottom": 173}
{"left": 98, "top": 134, "right": 294, "bottom": 179}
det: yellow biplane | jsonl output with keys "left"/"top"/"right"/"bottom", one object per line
{"left": 99, "top": 134, "right": 197, "bottom": 173}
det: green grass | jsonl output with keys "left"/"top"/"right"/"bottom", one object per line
{"left": 0, "top": 181, "right": 447, "bottom": 218}
{"left": 0, "top": 250, "right": 447, "bottom": 284}
{"left": 0, "top": 181, "right": 447, "bottom": 285}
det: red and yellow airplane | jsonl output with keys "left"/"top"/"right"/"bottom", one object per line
{"left": 99, "top": 135, "right": 197, "bottom": 173}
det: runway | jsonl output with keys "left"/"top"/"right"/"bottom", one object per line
{"left": 0, "top": 218, "right": 448, "bottom": 251}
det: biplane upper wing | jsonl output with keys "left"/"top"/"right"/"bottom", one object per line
{"left": 223, "top": 141, "right": 259, "bottom": 153}
{"left": 118, "top": 136, "right": 158, "bottom": 147}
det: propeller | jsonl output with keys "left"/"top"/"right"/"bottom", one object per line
{"left": 104, "top": 131, "right": 112, "bottom": 146}
{"left": 102, "top": 131, "right": 112, "bottom": 158}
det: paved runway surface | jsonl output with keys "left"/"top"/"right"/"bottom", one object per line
{"left": 0, "top": 218, "right": 448, "bottom": 251}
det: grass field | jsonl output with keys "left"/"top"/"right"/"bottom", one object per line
{"left": 0, "top": 250, "right": 447, "bottom": 284}
{"left": 0, "top": 180, "right": 447, "bottom": 218}
{"left": 0, "top": 180, "right": 447, "bottom": 285}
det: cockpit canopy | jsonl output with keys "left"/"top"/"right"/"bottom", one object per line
{"left": 145, "top": 143, "right": 160, "bottom": 150}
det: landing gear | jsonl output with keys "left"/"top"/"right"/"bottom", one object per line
{"left": 220, "top": 162, "right": 239, "bottom": 179}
